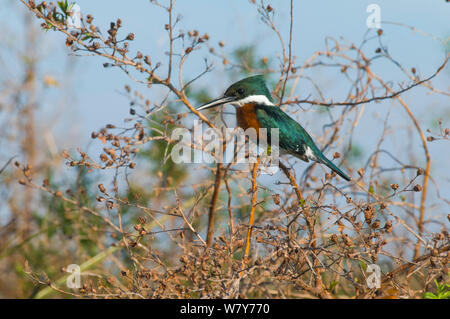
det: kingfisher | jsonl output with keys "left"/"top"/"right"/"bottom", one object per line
{"left": 196, "top": 75, "right": 351, "bottom": 181}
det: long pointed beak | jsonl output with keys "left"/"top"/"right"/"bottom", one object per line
{"left": 196, "top": 96, "right": 236, "bottom": 111}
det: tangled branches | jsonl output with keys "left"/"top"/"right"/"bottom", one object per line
{"left": 6, "top": 0, "right": 449, "bottom": 299}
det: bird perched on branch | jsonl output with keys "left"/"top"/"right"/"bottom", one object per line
{"left": 197, "top": 75, "right": 351, "bottom": 181}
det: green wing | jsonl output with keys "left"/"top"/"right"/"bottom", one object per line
{"left": 255, "top": 104, "right": 321, "bottom": 160}
{"left": 255, "top": 104, "right": 351, "bottom": 181}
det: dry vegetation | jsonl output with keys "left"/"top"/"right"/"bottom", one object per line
{"left": 0, "top": 0, "right": 449, "bottom": 298}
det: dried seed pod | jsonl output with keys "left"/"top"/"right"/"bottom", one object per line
{"left": 273, "top": 193, "right": 281, "bottom": 205}
{"left": 61, "top": 150, "right": 70, "bottom": 159}
{"left": 65, "top": 37, "right": 73, "bottom": 47}
{"left": 331, "top": 234, "right": 339, "bottom": 244}
{"left": 138, "top": 216, "right": 146, "bottom": 224}
{"left": 105, "top": 200, "right": 114, "bottom": 209}
{"left": 364, "top": 206, "right": 374, "bottom": 224}
{"left": 371, "top": 220, "right": 381, "bottom": 229}
{"left": 342, "top": 234, "right": 353, "bottom": 246}
{"left": 98, "top": 184, "right": 106, "bottom": 193}
{"left": 384, "top": 221, "right": 393, "bottom": 233}
{"left": 357, "top": 168, "right": 364, "bottom": 177}
{"left": 390, "top": 183, "right": 399, "bottom": 191}
{"left": 431, "top": 248, "right": 439, "bottom": 257}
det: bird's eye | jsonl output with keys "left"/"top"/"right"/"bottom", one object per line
{"left": 237, "top": 88, "right": 245, "bottom": 95}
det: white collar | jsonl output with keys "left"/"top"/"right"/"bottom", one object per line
{"left": 230, "top": 95, "right": 274, "bottom": 107}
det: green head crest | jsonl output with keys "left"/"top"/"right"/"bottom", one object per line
{"left": 224, "top": 75, "right": 273, "bottom": 102}
{"left": 196, "top": 75, "right": 273, "bottom": 111}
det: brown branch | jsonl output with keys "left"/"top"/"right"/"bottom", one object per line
{"left": 166, "top": 0, "right": 174, "bottom": 81}
{"left": 360, "top": 244, "right": 450, "bottom": 298}
{"left": 175, "top": 189, "right": 206, "bottom": 246}
{"left": 242, "top": 157, "right": 260, "bottom": 268}
{"left": 205, "top": 163, "right": 223, "bottom": 248}
{"left": 223, "top": 172, "right": 235, "bottom": 238}
{"left": 384, "top": 244, "right": 450, "bottom": 283}
{"left": 278, "top": 0, "right": 294, "bottom": 105}
{"left": 279, "top": 161, "right": 305, "bottom": 205}
{"left": 19, "top": 0, "right": 217, "bottom": 131}
{"left": 364, "top": 67, "right": 432, "bottom": 260}
{"left": 286, "top": 54, "right": 449, "bottom": 107}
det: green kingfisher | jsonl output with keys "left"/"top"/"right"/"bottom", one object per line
{"left": 196, "top": 75, "right": 351, "bottom": 181}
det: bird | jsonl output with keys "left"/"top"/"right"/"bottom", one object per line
{"left": 196, "top": 75, "right": 351, "bottom": 181}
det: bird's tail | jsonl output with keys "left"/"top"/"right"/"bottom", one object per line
{"left": 318, "top": 155, "right": 351, "bottom": 181}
